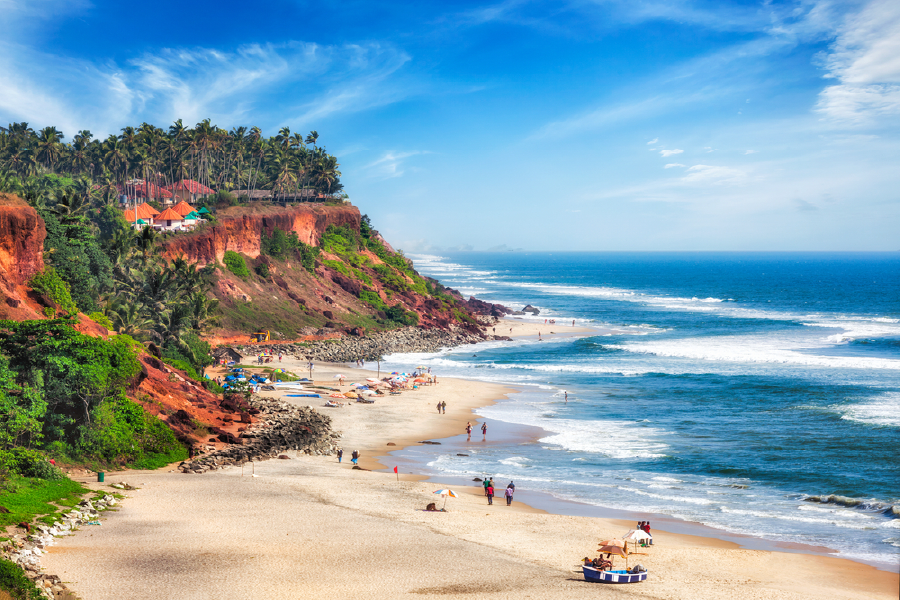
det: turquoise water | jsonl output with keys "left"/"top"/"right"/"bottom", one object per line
{"left": 387, "top": 252, "right": 900, "bottom": 570}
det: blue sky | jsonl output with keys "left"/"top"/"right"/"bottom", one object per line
{"left": 2, "top": 0, "right": 898, "bottom": 251}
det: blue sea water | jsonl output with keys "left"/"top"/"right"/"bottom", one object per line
{"left": 387, "top": 252, "right": 900, "bottom": 570}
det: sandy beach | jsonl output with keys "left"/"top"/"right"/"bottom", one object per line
{"left": 41, "top": 346, "right": 899, "bottom": 599}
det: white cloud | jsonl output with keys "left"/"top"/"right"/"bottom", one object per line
{"left": 681, "top": 164, "right": 747, "bottom": 185}
{"left": 815, "top": 0, "right": 900, "bottom": 123}
{"left": 647, "top": 137, "right": 658, "bottom": 144}
{"left": 744, "top": 149, "right": 758, "bottom": 154}
{"left": 660, "top": 149, "right": 683, "bottom": 157}
{"left": 664, "top": 163, "right": 686, "bottom": 169}
{"left": 0, "top": 40, "right": 412, "bottom": 137}
{"left": 365, "top": 151, "right": 428, "bottom": 178}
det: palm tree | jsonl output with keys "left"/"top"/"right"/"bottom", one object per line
{"left": 35, "top": 126, "right": 64, "bottom": 172}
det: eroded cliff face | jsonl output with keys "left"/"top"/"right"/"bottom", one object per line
{"left": 0, "top": 193, "right": 47, "bottom": 321}
{"left": 163, "top": 203, "right": 361, "bottom": 264}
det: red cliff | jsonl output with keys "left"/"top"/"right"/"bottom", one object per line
{"left": 163, "top": 203, "right": 361, "bottom": 264}
{"left": 0, "top": 193, "right": 46, "bottom": 321}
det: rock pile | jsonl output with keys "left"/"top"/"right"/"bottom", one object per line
{"left": 177, "top": 396, "right": 341, "bottom": 474}
{"left": 232, "top": 325, "right": 490, "bottom": 363}
{"left": 1, "top": 494, "right": 119, "bottom": 598}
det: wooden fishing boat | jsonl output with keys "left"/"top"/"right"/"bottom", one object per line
{"left": 582, "top": 567, "right": 647, "bottom": 583}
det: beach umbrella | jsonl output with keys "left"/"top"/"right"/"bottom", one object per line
{"left": 367, "top": 378, "right": 380, "bottom": 383}
{"left": 433, "top": 489, "right": 458, "bottom": 509}
{"left": 417, "top": 365, "right": 427, "bottom": 370}
{"left": 622, "top": 529, "right": 652, "bottom": 542}
{"left": 598, "top": 539, "right": 629, "bottom": 568}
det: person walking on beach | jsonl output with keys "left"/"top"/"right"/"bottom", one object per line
{"left": 481, "top": 422, "right": 488, "bottom": 439}
{"left": 278, "top": 353, "right": 283, "bottom": 362}
{"left": 351, "top": 450, "right": 359, "bottom": 465}
{"left": 486, "top": 483, "right": 494, "bottom": 505}
{"left": 466, "top": 422, "right": 472, "bottom": 441}
{"left": 337, "top": 448, "right": 343, "bottom": 463}
{"left": 505, "top": 484, "right": 514, "bottom": 506}
{"left": 436, "top": 402, "right": 442, "bottom": 414}
{"left": 483, "top": 478, "right": 490, "bottom": 496}
{"left": 441, "top": 401, "right": 446, "bottom": 414}
{"left": 572, "top": 320, "right": 575, "bottom": 327}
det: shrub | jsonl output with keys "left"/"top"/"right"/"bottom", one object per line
{"left": 0, "top": 448, "right": 64, "bottom": 480}
{"left": 89, "top": 311, "right": 114, "bottom": 330}
{"left": 29, "top": 268, "right": 78, "bottom": 315}
{"left": 359, "top": 290, "right": 384, "bottom": 309}
{"left": 255, "top": 263, "right": 270, "bottom": 278}
{"left": 0, "top": 558, "right": 45, "bottom": 599}
{"left": 77, "top": 394, "right": 187, "bottom": 467}
{"left": 384, "top": 304, "right": 419, "bottom": 326}
{"left": 223, "top": 251, "right": 250, "bottom": 278}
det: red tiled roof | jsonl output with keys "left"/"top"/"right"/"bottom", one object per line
{"left": 138, "top": 202, "right": 160, "bottom": 216}
{"left": 164, "top": 179, "right": 215, "bottom": 195}
{"left": 127, "top": 182, "right": 172, "bottom": 199}
{"left": 171, "top": 201, "right": 196, "bottom": 217}
{"left": 155, "top": 208, "right": 184, "bottom": 221}
{"left": 123, "top": 205, "right": 157, "bottom": 222}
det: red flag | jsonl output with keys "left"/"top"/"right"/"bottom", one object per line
{"left": 393, "top": 466, "right": 398, "bottom": 473}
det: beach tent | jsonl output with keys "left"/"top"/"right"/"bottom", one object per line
{"left": 197, "top": 206, "right": 212, "bottom": 215}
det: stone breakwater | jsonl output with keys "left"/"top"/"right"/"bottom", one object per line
{"left": 178, "top": 396, "right": 341, "bottom": 474}
{"left": 230, "top": 326, "right": 502, "bottom": 364}
{"left": 1, "top": 494, "right": 119, "bottom": 599}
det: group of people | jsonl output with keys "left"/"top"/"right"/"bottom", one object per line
{"left": 336, "top": 448, "right": 360, "bottom": 465}
{"left": 465, "top": 421, "right": 487, "bottom": 441}
{"left": 481, "top": 478, "right": 515, "bottom": 506}
{"left": 637, "top": 521, "right": 653, "bottom": 545}
{"left": 436, "top": 401, "right": 446, "bottom": 414}
{"left": 583, "top": 556, "right": 613, "bottom": 571}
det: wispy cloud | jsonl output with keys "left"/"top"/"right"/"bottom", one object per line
{"left": 0, "top": 39, "right": 413, "bottom": 137}
{"left": 660, "top": 149, "right": 683, "bottom": 157}
{"left": 647, "top": 137, "right": 658, "bottom": 144}
{"left": 815, "top": 0, "right": 900, "bottom": 124}
{"left": 681, "top": 164, "right": 746, "bottom": 185}
{"left": 365, "top": 151, "right": 428, "bottom": 178}
{"left": 664, "top": 163, "right": 686, "bottom": 169}
{"left": 744, "top": 149, "right": 758, "bottom": 154}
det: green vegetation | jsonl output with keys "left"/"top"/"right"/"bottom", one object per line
{"left": 0, "top": 556, "right": 45, "bottom": 599}
{"left": 0, "top": 121, "right": 343, "bottom": 204}
{"left": 27, "top": 268, "right": 77, "bottom": 316}
{"left": 0, "top": 475, "right": 87, "bottom": 528}
{"left": 88, "top": 311, "right": 114, "bottom": 330}
{"left": 0, "top": 319, "right": 186, "bottom": 467}
{"left": 359, "top": 290, "right": 384, "bottom": 309}
{"left": 255, "top": 262, "right": 270, "bottom": 278}
{"left": 261, "top": 228, "right": 319, "bottom": 272}
{"left": 223, "top": 250, "right": 250, "bottom": 278}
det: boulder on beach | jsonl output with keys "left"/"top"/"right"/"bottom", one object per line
{"left": 522, "top": 305, "right": 540, "bottom": 315}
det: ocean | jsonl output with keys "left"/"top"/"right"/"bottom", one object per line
{"left": 385, "top": 252, "right": 900, "bottom": 571}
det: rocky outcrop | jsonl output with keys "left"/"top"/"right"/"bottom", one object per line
{"left": 177, "top": 396, "right": 340, "bottom": 473}
{"left": 464, "top": 296, "right": 512, "bottom": 318}
{"left": 230, "top": 325, "right": 491, "bottom": 363}
{"left": 0, "top": 193, "right": 46, "bottom": 321}
{"left": 162, "top": 203, "right": 360, "bottom": 264}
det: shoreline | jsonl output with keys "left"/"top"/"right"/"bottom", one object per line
{"left": 39, "top": 325, "right": 899, "bottom": 599}
{"left": 253, "top": 339, "right": 899, "bottom": 575}
{"left": 248, "top": 321, "right": 899, "bottom": 574}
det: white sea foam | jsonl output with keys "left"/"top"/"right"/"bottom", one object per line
{"left": 606, "top": 335, "right": 900, "bottom": 371}
{"left": 413, "top": 257, "right": 900, "bottom": 345}
{"left": 836, "top": 392, "right": 900, "bottom": 427}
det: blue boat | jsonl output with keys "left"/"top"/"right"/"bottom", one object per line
{"left": 582, "top": 567, "right": 647, "bottom": 583}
